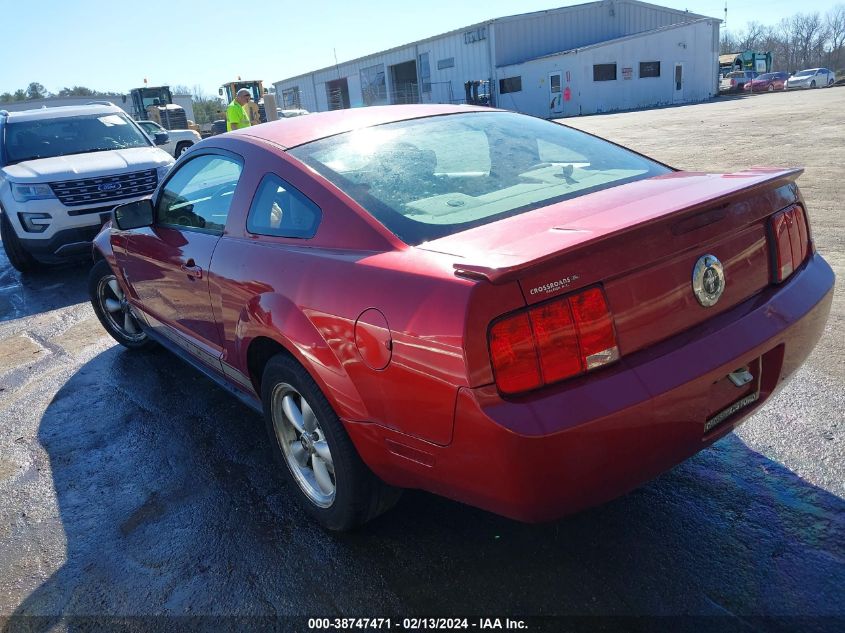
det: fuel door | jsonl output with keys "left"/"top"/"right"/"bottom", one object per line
{"left": 354, "top": 308, "right": 392, "bottom": 370}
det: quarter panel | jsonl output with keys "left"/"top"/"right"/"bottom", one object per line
{"left": 210, "top": 236, "right": 477, "bottom": 445}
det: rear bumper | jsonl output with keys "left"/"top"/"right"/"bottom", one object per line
{"left": 348, "top": 253, "right": 834, "bottom": 522}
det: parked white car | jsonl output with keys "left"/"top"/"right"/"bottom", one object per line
{"left": 277, "top": 108, "right": 310, "bottom": 118}
{"left": 786, "top": 68, "right": 836, "bottom": 89}
{"left": 136, "top": 119, "right": 201, "bottom": 157}
{"left": 0, "top": 104, "right": 173, "bottom": 271}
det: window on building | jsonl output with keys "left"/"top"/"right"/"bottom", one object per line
{"left": 499, "top": 76, "right": 522, "bottom": 94}
{"left": 419, "top": 53, "right": 431, "bottom": 94}
{"left": 639, "top": 61, "right": 660, "bottom": 78}
{"left": 437, "top": 57, "right": 455, "bottom": 70}
{"left": 550, "top": 74, "right": 561, "bottom": 92}
{"left": 281, "top": 87, "right": 301, "bottom": 108}
{"left": 360, "top": 64, "right": 387, "bottom": 106}
{"left": 593, "top": 64, "right": 617, "bottom": 81}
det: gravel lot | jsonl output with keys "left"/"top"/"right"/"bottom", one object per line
{"left": 0, "top": 89, "right": 842, "bottom": 631}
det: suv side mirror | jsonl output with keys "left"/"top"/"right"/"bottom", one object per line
{"left": 114, "top": 199, "right": 154, "bottom": 230}
{"left": 153, "top": 131, "right": 169, "bottom": 145}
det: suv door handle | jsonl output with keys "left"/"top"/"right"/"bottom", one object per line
{"left": 180, "top": 261, "right": 203, "bottom": 279}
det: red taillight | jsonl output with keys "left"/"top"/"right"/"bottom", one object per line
{"left": 489, "top": 287, "right": 619, "bottom": 395}
{"left": 489, "top": 313, "right": 542, "bottom": 394}
{"left": 529, "top": 300, "right": 581, "bottom": 382}
{"left": 570, "top": 288, "right": 620, "bottom": 370}
{"left": 770, "top": 205, "right": 809, "bottom": 283}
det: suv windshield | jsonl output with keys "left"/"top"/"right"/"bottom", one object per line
{"left": 290, "top": 111, "right": 670, "bottom": 245}
{"left": 3, "top": 112, "right": 151, "bottom": 164}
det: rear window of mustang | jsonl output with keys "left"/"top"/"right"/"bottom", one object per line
{"left": 289, "top": 112, "right": 670, "bottom": 245}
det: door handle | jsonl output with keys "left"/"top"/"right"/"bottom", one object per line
{"left": 180, "top": 261, "right": 203, "bottom": 279}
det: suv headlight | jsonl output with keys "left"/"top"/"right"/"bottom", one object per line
{"left": 11, "top": 183, "right": 56, "bottom": 202}
{"left": 18, "top": 212, "right": 52, "bottom": 233}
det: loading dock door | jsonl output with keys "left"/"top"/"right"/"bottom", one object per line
{"left": 390, "top": 60, "right": 419, "bottom": 104}
{"left": 549, "top": 73, "right": 564, "bottom": 116}
{"left": 326, "top": 78, "right": 350, "bottom": 110}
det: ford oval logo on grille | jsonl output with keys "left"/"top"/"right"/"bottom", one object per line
{"left": 692, "top": 254, "right": 725, "bottom": 307}
{"left": 98, "top": 182, "right": 122, "bottom": 192}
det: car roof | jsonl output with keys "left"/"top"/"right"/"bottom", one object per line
{"left": 232, "top": 104, "right": 492, "bottom": 149}
{"left": 2, "top": 103, "right": 127, "bottom": 122}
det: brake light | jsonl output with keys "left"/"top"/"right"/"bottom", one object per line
{"left": 489, "top": 287, "right": 619, "bottom": 395}
{"left": 769, "top": 205, "right": 809, "bottom": 283}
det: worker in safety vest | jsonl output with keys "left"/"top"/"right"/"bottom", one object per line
{"left": 226, "top": 88, "right": 251, "bottom": 132}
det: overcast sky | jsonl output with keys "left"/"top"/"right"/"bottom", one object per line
{"left": 0, "top": 0, "right": 837, "bottom": 97}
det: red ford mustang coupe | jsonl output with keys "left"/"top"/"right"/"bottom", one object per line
{"left": 89, "top": 105, "right": 834, "bottom": 530}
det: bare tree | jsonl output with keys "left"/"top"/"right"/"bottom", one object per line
{"left": 827, "top": 4, "right": 845, "bottom": 68}
{"left": 791, "top": 12, "right": 825, "bottom": 69}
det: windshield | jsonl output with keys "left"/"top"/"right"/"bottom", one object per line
{"left": 290, "top": 111, "right": 671, "bottom": 245}
{"left": 794, "top": 70, "right": 815, "bottom": 77}
{"left": 757, "top": 73, "right": 773, "bottom": 80}
{"left": 137, "top": 87, "right": 172, "bottom": 109}
{"left": 4, "top": 113, "right": 151, "bottom": 164}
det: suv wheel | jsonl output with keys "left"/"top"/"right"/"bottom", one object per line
{"left": 261, "top": 354, "right": 401, "bottom": 530}
{"left": 89, "top": 259, "right": 153, "bottom": 349}
{"left": 0, "top": 213, "right": 40, "bottom": 273}
{"left": 175, "top": 142, "right": 192, "bottom": 157}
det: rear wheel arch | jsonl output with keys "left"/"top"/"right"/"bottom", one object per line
{"left": 247, "top": 335, "right": 298, "bottom": 394}
{"left": 237, "top": 294, "right": 371, "bottom": 422}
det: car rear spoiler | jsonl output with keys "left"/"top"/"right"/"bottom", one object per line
{"left": 452, "top": 167, "right": 803, "bottom": 284}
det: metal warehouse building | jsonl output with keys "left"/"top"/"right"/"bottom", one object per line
{"left": 273, "top": 0, "right": 720, "bottom": 118}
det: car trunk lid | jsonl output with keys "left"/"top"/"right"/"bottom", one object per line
{"left": 419, "top": 168, "right": 802, "bottom": 357}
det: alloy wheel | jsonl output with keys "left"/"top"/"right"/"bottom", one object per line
{"left": 97, "top": 275, "right": 146, "bottom": 342}
{"left": 271, "top": 383, "right": 336, "bottom": 507}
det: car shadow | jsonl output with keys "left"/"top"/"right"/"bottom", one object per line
{"left": 0, "top": 252, "right": 90, "bottom": 323}
{"left": 4, "top": 346, "right": 844, "bottom": 629}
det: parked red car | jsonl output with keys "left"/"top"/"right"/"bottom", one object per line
{"left": 89, "top": 105, "right": 834, "bottom": 530}
{"left": 744, "top": 71, "right": 789, "bottom": 92}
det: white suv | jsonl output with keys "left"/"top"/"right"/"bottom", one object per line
{"left": 0, "top": 103, "right": 174, "bottom": 272}
{"left": 136, "top": 119, "right": 201, "bottom": 157}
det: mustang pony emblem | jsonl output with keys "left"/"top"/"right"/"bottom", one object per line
{"left": 692, "top": 254, "right": 725, "bottom": 307}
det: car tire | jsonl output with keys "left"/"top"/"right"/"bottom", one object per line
{"left": 811, "top": 81, "right": 816, "bottom": 88}
{"left": 89, "top": 259, "right": 154, "bottom": 350}
{"left": 175, "top": 142, "right": 192, "bottom": 157}
{"left": 261, "top": 353, "right": 401, "bottom": 530}
{"left": 829, "top": 80, "right": 834, "bottom": 87}
{"left": 767, "top": 85, "right": 774, "bottom": 92}
{"left": 0, "top": 212, "right": 40, "bottom": 273}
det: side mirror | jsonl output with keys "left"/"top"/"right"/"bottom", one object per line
{"left": 114, "top": 199, "right": 154, "bottom": 230}
{"left": 154, "top": 131, "right": 169, "bottom": 145}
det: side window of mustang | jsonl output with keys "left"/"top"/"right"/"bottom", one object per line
{"left": 246, "top": 173, "right": 322, "bottom": 239}
{"left": 157, "top": 154, "right": 242, "bottom": 233}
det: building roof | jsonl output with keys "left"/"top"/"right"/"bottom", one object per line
{"left": 512, "top": 17, "right": 717, "bottom": 65}
{"left": 273, "top": 0, "right": 712, "bottom": 85}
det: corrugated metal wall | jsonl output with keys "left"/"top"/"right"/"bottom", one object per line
{"left": 272, "top": 1, "right": 718, "bottom": 115}
{"left": 494, "top": 0, "right": 701, "bottom": 67}
{"left": 274, "top": 30, "right": 493, "bottom": 112}
{"left": 497, "top": 19, "right": 719, "bottom": 118}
